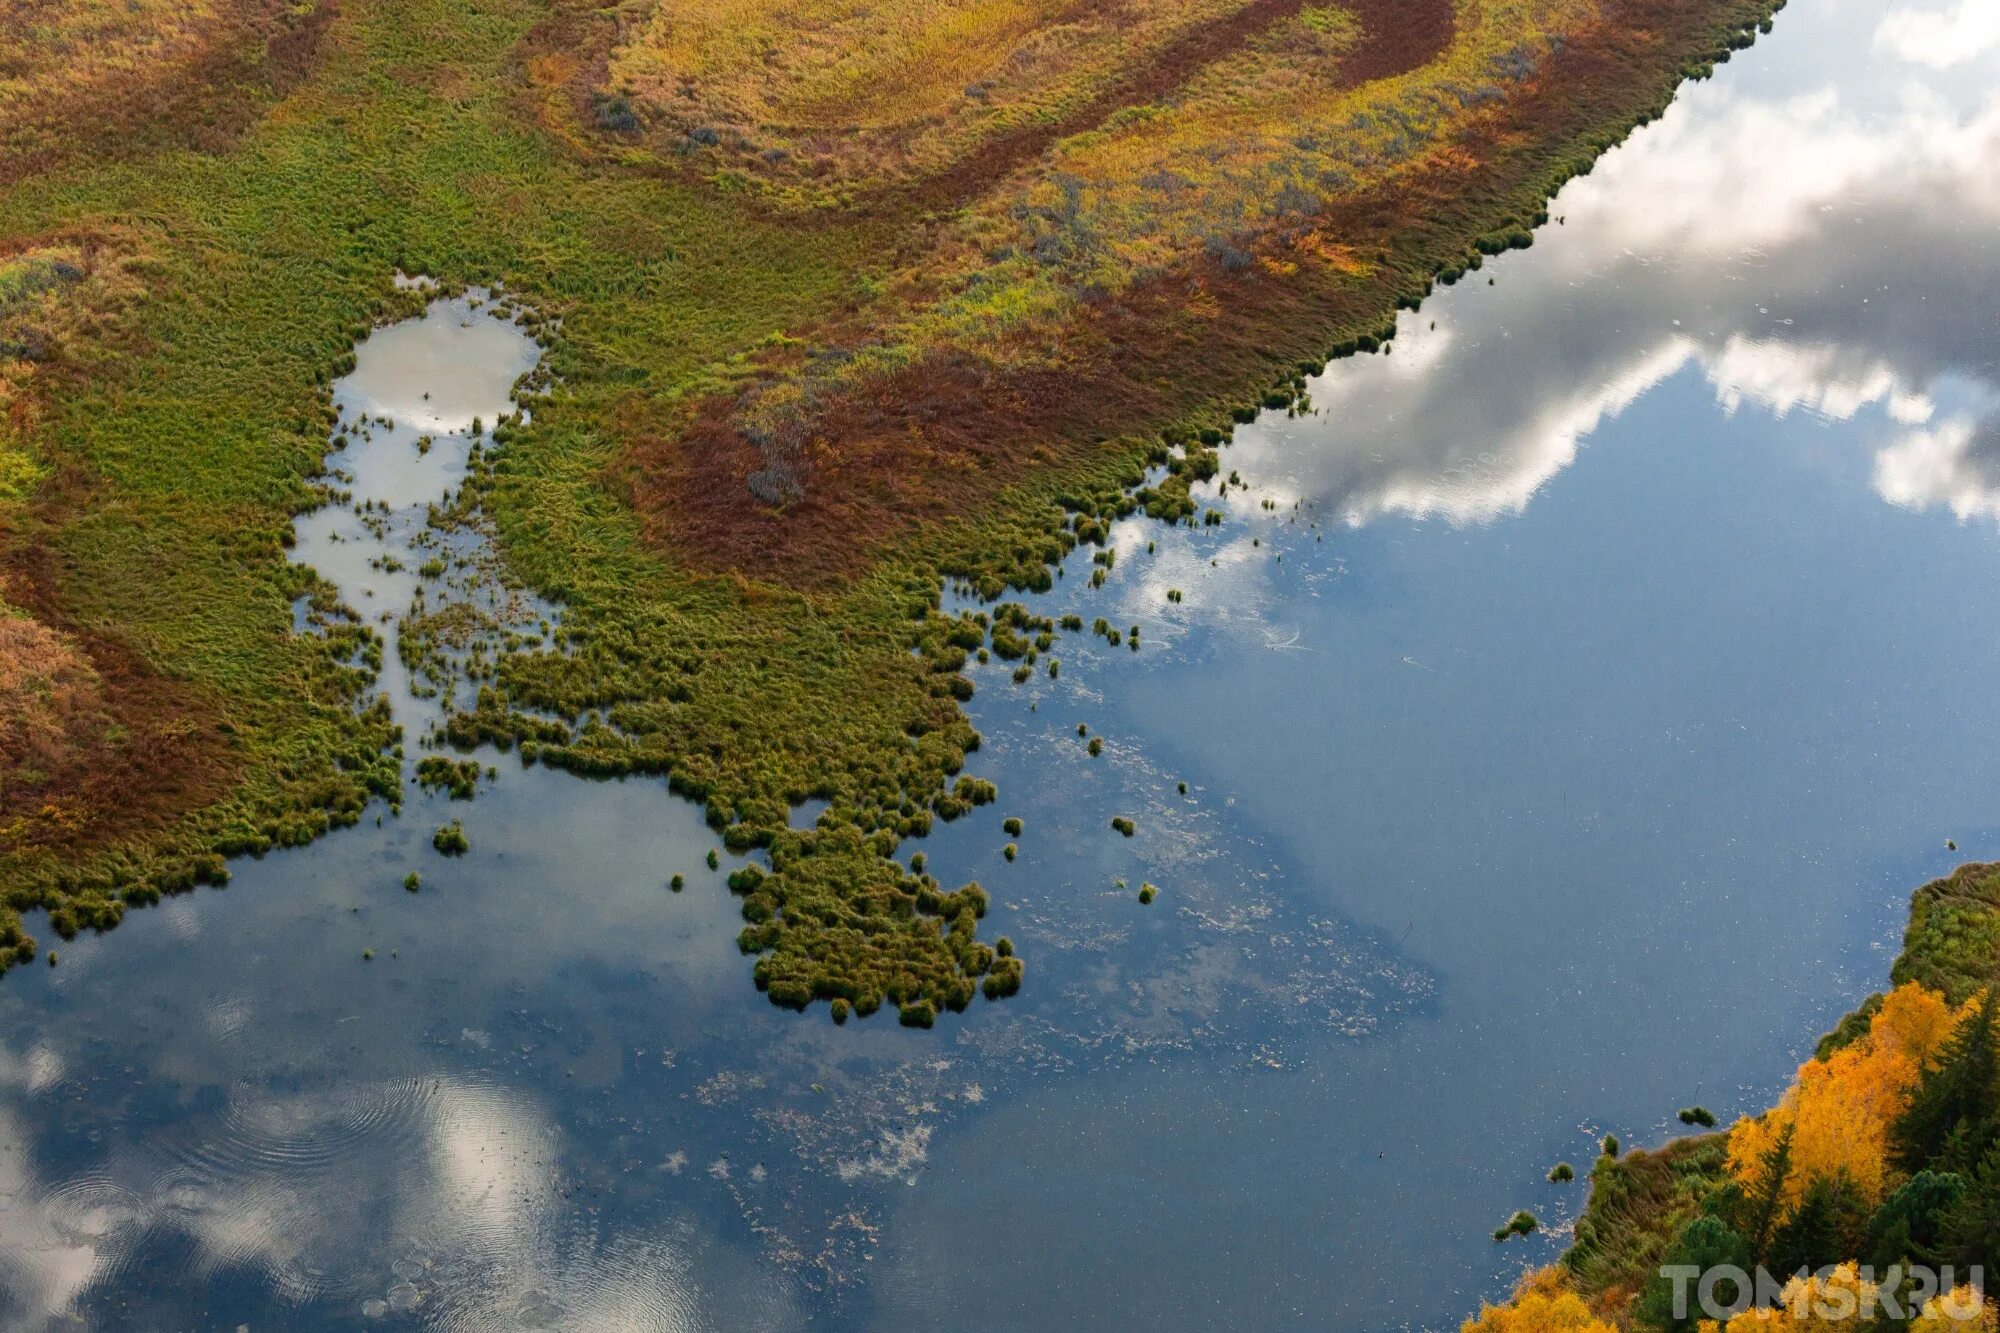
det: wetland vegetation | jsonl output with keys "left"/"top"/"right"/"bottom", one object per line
{"left": 0, "top": 0, "right": 1784, "bottom": 1031}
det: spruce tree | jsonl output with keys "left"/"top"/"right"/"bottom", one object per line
{"left": 1941, "top": 1139, "right": 2000, "bottom": 1277}
{"left": 1771, "top": 1172, "right": 1867, "bottom": 1278}
{"left": 1637, "top": 1214, "right": 1753, "bottom": 1333}
{"left": 1865, "top": 1169, "right": 1967, "bottom": 1269}
{"left": 1743, "top": 1123, "right": 1797, "bottom": 1260}
{"left": 1892, "top": 989, "right": 1999, "bottom": 1174}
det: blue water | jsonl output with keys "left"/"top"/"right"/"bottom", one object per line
{"left": 3, "top": 1, "right": 1999, "bottom": 1329}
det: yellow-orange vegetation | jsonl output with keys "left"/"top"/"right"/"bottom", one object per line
{"left": 1699, "top": 1265, "right": 1994, "bottom": 1331}
{"left": 607, "top": 0, "right": 1262, "bottom": 181}
{"left": 1726, "top": 983, "right": 1967, "bottom": 1217}
{"left": 1463, "top": 1266, "right": 1619, "bottom": 1333}
{"left": 0, "top": 236, "right": 148, "bottom": 504}
{"left": 0, "top": 0, "right": 224, "bottom": 124}
{"left": 0, "top": 607, "right": 102, "bottom": 788}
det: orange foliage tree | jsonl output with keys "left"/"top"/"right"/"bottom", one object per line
{"left": 1726, "top": 983, "right": 1967, "bottom": 1218}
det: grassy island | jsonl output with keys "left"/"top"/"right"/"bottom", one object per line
{"left": 0, "top": 0, "right": 1782, "bottom": 1022}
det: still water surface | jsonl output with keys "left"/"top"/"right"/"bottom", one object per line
{"left": 4, "top": 1, "right": 2000, "bottom": 1328}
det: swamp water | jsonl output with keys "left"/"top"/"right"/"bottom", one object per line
{"left": 4, "top": 0, "right": 2000, "bottom": 1328}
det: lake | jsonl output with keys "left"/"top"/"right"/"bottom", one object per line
{"left": 2, "top": 0, "right": 1998, "bottom": 1328}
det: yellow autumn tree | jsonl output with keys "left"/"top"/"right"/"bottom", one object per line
{"left": 1700, "top": 1268, "right": 1994, "bottom": 1331}
{"left": 1463, "top": 1267, "right": 1617, "bottom": 1333}
{"left": 1914, "top": 1286, "right": 1996, "bottom": 1331}
{"left": 1726, "top": 983, "right": 1965, "bottom": 1215}
{"left": 1702, "top": 1263, "right": 1882, "bottom": 1330}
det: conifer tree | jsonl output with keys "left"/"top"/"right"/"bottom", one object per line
{"left": 1865, "top": 1169, "right": 1968, "bottom": 1269}
{"left": 1744, "top": 1123, "right": 1797, "bottom": 1259}
{"left": 1941, "top": 1139, "right": 2000, "bottom": 1277}
{"left": 1892, "top": 990, "right": 1998, "bottom": 1175}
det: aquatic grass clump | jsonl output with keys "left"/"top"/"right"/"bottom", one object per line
{"left": 983, "top": 955, "right": 1024, "bottom": 998}
{"left": 1493, "top": 1210, "right": 1540, "bottom": 1241}
{"left": 432, "top": 820, "right": 469, "bottom": 856}
{"left": 1003, "top": 842, "right": 1016, "bottom": 861}
{"left": 1548, "top": 1162, "right": 1574, "bottom": 1183}
{"left": 1137, "top": 882, "right": 1156, "bottom": 904}
{"left": 415, "top": 755, "right": 481, "bottom": 799}
{"left": 1087, "top": 737, "right": 1103, "bottom": 757}
{"left": 1111, "top": 816, "right": 1135, "bottom": 837}
{"left": 1676, "top": 1106, "right": 1716, "bottom": 1127}
{"left": 1003, "top": 816, "right": 1022, "bottom": 836}
{"left": 404, "top": 871, "right": 420, "bottom": 892}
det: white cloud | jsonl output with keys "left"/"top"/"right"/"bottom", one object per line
{"left": 1876, "top": 0, "right": 2000, "bottom": 69}
{"left": 1875, "top": 416, "right": 2000, "bottom": 521}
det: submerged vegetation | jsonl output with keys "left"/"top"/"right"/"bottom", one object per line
{"left": 1470, "top": 862, "right": 2000, "bottom": 1330}
{"left": 0, "top": 0, "right": 1784, "bottom": 1027}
